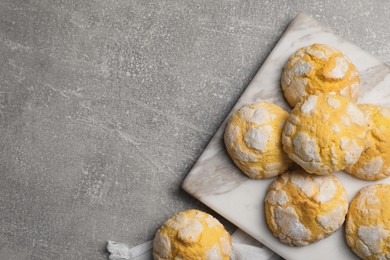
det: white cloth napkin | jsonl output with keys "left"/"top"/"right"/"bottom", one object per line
{"left": 107, "top": 229, "right": 282, "bottom": 260}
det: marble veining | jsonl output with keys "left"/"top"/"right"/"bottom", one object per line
{"left": 182, "top": 13, "right": 390, "bottom": 260}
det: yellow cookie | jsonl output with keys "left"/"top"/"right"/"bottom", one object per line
{"left": 281, "top": 43, "right": 360, "bottom": 107}
{"left": 346, "top": 184, "right": 390, "bottom": 259}
{"left": 282, "top": 94, "right": 368, "bottom": 175}
{"left": 346, "top": 104, "right": 390, "bottom": 180}
{"left": 152, "top": 210, "right": 232, "bottom": 260}
{"left": 224, "top": 102, "right": 293, "bottom": 179}
{"left": 265, "top": 169, "right": 348, "bottom": 246}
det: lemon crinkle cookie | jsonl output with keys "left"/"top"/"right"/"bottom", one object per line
{"left": 264, "top": 169, "right": 348, "bottom": 246}
{"left": 281, "top": 43, "right": 360, "bottom": 107}
{"left": 346, "top": 184, "right": 390, "bottom": 259}
{"left": 282, "top": 94, "right": 368, "bottom": 175}
{"left": 224, "top": 102, "right": 293, "bottom": 179}
{"left": 152, "top": 209, "right": 232, "bottom": 260}
{"left": 346, "top": 104, "right": 390, "bottom": 180}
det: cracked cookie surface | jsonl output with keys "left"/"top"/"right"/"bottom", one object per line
{"left": 282, "top": 94, "right": 368, "bottom": 175}
{"left": 346, "top": 184, "right": 390, "bottom": 259}
{"left": 346, "top": 104, "right": 390, "bottom": 180}
{"left": 153, "top": 210, "right": 231, "bottom": 260}
{"left": 265, "top": 169, "right": 348, "bottom": 246}
{"left": 224, "top": 102, "right": 293, "bottom": 179}
{"left": 281, "top": 43, "right": 360, "bottom": 107}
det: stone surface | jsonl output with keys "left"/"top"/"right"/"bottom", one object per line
{"left": 0, "top": 1, "right": 389, "bottom": 259}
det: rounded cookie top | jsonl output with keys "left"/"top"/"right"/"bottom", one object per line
{"left": 346, "top": 104, "right": 390, "bottom": 180}
{"left": 281, "top": 43, "right": 360, "bottom": 107}
{"left": 282, "top": 94, "right": 368, "bottom": 175}
{"left": 152, "top": 209, "right": 232, "bottom": 260}
{"left": 224, "top": 102, "right": 293, "bottom": 179}
{"left": 264, "top": 169, "right": 348, "bottom": 246}
{"left": 346, "top": 184, "right": 390, "bottom": 259}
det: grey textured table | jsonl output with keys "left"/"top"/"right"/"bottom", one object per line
{"left": 1, "top": 1, "right": 389, "bottom": 259}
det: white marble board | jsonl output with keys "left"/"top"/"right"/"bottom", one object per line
{"left": 182, "top": 13, "right": 390, "bottom": 260}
